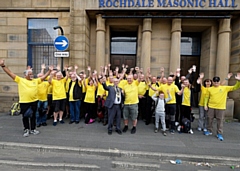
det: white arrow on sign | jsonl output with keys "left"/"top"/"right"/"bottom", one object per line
{"left": 55, "top": 40, "right": 68, "bottom": 47}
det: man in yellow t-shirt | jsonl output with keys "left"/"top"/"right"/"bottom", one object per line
{"left": 49, "top": 70, "right": 68, "bottom": 126}
{"left": 137, "top": 74, "right": 148, "bottom": 121}
{"left": 204, "top": 75, "right": 240, "bottom": 141}
{"left": 122, "top": 75, "right": 139, "bottom": 134}
{"left": 158, "top": 77, "right": 183, "bottom": 134}
{"left": 0, "top": 59, "right": 52, "bottom": 137}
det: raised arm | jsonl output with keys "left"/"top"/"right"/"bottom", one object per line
{"left": 0, "top": 59, "right": 16, "bottom": 80}
{"left": 40, "top": 65, "right": 53, "bottom": 81}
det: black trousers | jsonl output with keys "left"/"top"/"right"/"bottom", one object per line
{"left": 20, "top": 101, "right": 38, "bottom": 130}
{"left": 146, "top": 96, "right": 154, "bottom": 124}
{"left": 138, "top": 97, "right": 147, "bottom": 120}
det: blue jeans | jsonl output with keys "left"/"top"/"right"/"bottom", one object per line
{"left": 36, "top": 100, "right": 48, "bottom": 125}
{"left": 69, "top": 100, "right": 81, "bottom": 122}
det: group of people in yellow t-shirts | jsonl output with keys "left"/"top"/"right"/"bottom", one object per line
{"left": 1, "top": 59, "right": 240, "bottom": 140}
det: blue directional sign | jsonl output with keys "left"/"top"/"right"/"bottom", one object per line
{"left": 54, "top": 36, "right": 69, "bottom": 51}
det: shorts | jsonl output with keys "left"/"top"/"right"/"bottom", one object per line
{"left": 123, "top": 104, "right": 138, "bottom": 120}
{"left": 53, "top": 99, "right": 66, "bottom": 112}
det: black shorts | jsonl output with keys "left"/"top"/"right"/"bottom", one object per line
{"left": 53, "top": 99, "right": 66, "bottom": 112}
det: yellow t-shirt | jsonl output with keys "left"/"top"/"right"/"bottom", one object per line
{"left": 118, "top": 79, "right": 127, "bottom": 89}
{"left": 81, "top": 78, "right": 89, "bottom": 93}
{"left": 97, "top": 82, "right": 106, "bottom": 98}
{"left": 65, "top": 78, "right": 71, "bottom": 93}
{"left": 198, "top": 86, "right": 208, "bottom": 106}
{"left": 149, "top": 83, "right": 159, "bottom": 97}
{"left": 182, "top": 87, "right": 191, "bottom": 106}
{"left": 14, "top": 76, "right": 41, "bottom": 103}
{"left": 206, "top": 85, "right": 236, "bottom": 109}
{"left": 51, "top": 78, "right": 67, "bottom": 100}
{"left": 138, "top": 81, "right": 148, "bottom": 96}
{"left": 84, "top": 85, "right": 96, "bottom": 103}
{"left": 159, "top": 84, "right": 180, "bottom": 104}
{"left": 47, "top": 85, "right": 53, "bottom": 94}
{"left": 123, "top": 83, "right": 139, "bottom": 104}
{"left": 38, "top": 81, "right": 50, "bottom": 101}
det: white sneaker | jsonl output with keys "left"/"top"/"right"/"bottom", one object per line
{"left": 30, "top": 129, "right": 40, "bottom": 135}
{"left": 23, "top": 129, "right": 29, "bottom": 137}
{"left": 177, "top": 125, "right": 181, "bottom": 132}
{"left": 197, "top": 127, "right": 202, "bottom": 131}
{"left": 203, "top": 128, "right": 207, "bottom": 132}
{"left": 175, "top": 122, "right": 179, "bottom": 126}
{"left": 189, "top": 129, "right": 194, "bottom": 134}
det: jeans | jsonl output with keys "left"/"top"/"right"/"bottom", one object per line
{"left": 69, "top": 100, "right": 81, "bottom": 122}
{"left": 36, "top": 100, "right": 48, "bottom": 125}
{"left": 155, "top": 111, "right": 166, "bottom": 131}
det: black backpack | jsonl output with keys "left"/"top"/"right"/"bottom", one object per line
{"left": 181, "top": 118, "right": 191, "bottom": 133}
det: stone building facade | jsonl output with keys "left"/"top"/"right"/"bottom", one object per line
{"left": 0, "top": 0, "right": 240, "bottom": 119}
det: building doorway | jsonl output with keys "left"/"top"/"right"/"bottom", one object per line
{"left": 180, "top": 33, "right": 201, "bottom": 106}
{"left": 110, "top": 31, "right": 137, "bottom": 73}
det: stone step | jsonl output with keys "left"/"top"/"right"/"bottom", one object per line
{"left": 0, "top": 142, "right": 239, "bottom": 166}
{"left": 0, "top": 160, "right": 100, "bottom": 171}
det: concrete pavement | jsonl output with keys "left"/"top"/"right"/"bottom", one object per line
{"left": 0, "top": 112, "right": 240, "bottom": 170}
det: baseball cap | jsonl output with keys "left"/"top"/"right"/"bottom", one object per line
{"left": 213, "top": 76, "right": 220, "bottom": 82}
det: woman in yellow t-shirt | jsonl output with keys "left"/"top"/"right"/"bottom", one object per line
{"left": 198, "top": 76, "right": 212, "bottom": 132}
{"left": 83, "top": 76, "right": 97, "bottom": 124}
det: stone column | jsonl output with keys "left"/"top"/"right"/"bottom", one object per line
{"left": 96, "top": 14, "right": 106, "bottom": 70}
{"left": 216, "top": 19, "right": 231, "bottom": 80}
{"left": 141, "top": 18, "right": 152, "bottom": 71}
{"left": 169, "top": 19, "right": 182, "bottom": 73}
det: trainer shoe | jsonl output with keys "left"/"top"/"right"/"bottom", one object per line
{"left": 203, "top": 128, "right": 207, "bottom": 132}
{"left": 163, "top": 131, "right": 167, "bottom": 136}
{"left": 170, "top": 129, "right": 175, "bottom": 134}
{"left": 60, "top": 120, "right": 64, "bottom": 124}
{"left": 23, "top": 129, "right": 29, "bottom": 137}
{"left": 53, "top": 121, "right": 57, "bottom": 126}
{"left": 30, "top": 129, "right": 40, "bottom": 135}
{"left": 154, "top": 127, "right": 158, "bottom": 133}
{"left": 189, "top": 129, "right": 194, "bottom": 134}
{"left": 217, "top": 134, "right": 224, "bottom": 141}
{"left": 204, "top": 131, "right": 212, "bottom": 136}
{"left": 177, "top": 125, "right": 181, "bottom": 132}
{"left": 197, "top": 127, "right": 202, "bottom": 131}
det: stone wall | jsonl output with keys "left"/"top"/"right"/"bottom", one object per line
{"left": 0, "top": 0, "right": 70, "bottom": 112}
{"left": 230, "top": 17, "right": 240, "bottom": 120}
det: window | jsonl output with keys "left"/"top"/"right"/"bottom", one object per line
{"left": 181, "top": 35, "right": 201, "bottom": 56}
{"left": 28, "top": 19, "right": 58, "bottom": 75}
{"left": 111, "top": 37, "right": 137, "bottom": 55}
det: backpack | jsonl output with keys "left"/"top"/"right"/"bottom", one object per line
{"left": 9, "top": 103, "right": 20, "bottom": 116}
{"left": 181, "top": 118, "right": 191, "bottom": 133}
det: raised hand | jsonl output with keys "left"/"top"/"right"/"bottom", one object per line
{"left": 41, "top": 64, "right": 46, "bottom": 70}
{"left": 235, "top": 73, "right": 240, "bottom": 80}
{"left": 227, "top": 73, "right": 233, "bottom": 79}
{"left": 56, "top": 65, "right": 60, "bottom": 71}
{"left": 0, "top": 59, "right": 5, "bottom": 66}
{"left": 87, "top": 66, "right": 91, "bottom": 71}
{"left": 199, "top": 72, "right": 204, "bottom": 79}
{"left": 48, "top": 65, "right": 54, "bottom": 71}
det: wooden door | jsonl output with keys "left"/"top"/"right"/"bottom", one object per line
{"left": 180, "top": 56, "right": 200, "bottom": 107}
{"left": 111, "top": 55, "right": 136, "bottom": 73}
